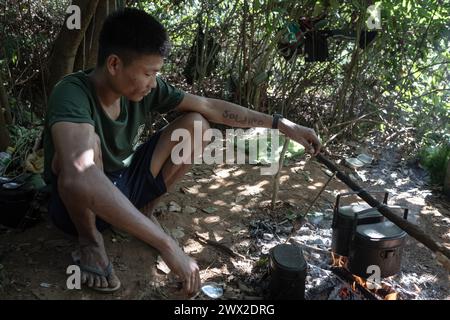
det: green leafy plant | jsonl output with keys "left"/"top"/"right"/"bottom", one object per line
{"left": 419, "top": 140, "right": 450, "bottom": 185}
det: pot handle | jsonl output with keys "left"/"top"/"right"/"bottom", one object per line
{"left": 334, "top": 190, "right": 389, "bottom": 212}
{"left": 349, "top": 203, "right": 389, "bottom": 244}
{"left": 333, "top": 190, "right": 389, "bottom": 227}
{"left": 350, "top": 205, "right": 410, "bottom": 243}
{"left": 382, "top": 249, "right": 396, "bottom": 259}
{"left": 383, "top": 205, "right": 409, "bottom": 220}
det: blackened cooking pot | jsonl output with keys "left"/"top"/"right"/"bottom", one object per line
{"left": 269, "top": 244, "right": 307, "bottom": 300}
{"left": 348, "top": 207, "right": 408, "bottom": 278}
{"left": 332, "top": 191, "right": 389, "bottom": 256}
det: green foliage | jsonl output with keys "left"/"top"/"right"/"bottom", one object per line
{"left": 0, "top": 0, "right": 448, "bottom": 184}
{"left": 255, "top": 256, "right": 269, "bottom": 268}
{"left": 419, "top": 137, "right": 450, "bottom": 185}
{"left": 4, "top": 124, "right": 42, "bottom": 176}
{"left": 285, "top": 209, "right": 297, "bottom": 221}
{"left": 0, "top": 0, "right": 70, "bottom": 116}
{"left": 134, "top": 0, "right": 450, "bottom": 185}
{"left": 234, "top": 129, "right": 305, "bottom": 165}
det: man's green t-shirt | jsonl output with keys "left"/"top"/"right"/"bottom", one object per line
{"left": 43, "top": 70, "right": 185, "bottom": 182}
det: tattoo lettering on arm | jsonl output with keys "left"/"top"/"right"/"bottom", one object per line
{"left": 222, "top": 110, "right": 264, "bottom": 127}
{"left": 248, "top": 118, "right": 264, "bottom": 126}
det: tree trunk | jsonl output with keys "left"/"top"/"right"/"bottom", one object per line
{"left": 0, "top": 70, "right": 12, "bottom": 125}
{"left": 73, "top": 0, "right": 116, "bottom": 71}
{"left": 0, "top": 69, "right": 11, "bottom": 150}
{"left": 0, "top": 102, "right": 11, "bottom": 151}
{"left": 46, "top": 0, "right": 100, "bottom": 94}
{"left": 332, "top": 48, "right": 360, "bottom": 123}
{"left": 0, "top": 114, "right": 10, "bottom": 151}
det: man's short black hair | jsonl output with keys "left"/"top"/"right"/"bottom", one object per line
{"left": 97, "top": 8, "right": 170, "bottom": 66}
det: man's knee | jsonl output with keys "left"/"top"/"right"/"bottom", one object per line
{"left": 52, "top": 133, "right": 103, "bottom": 176}
{"left": 182, "top": 112, "right": 211, "bottom": 132}
{"left": 92, "top": 133, "right": 103, "bottom": 169}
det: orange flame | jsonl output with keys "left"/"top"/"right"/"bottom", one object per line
{"left": 384, "top": 292, "right": 398, "bottom": 300}
{"left": 353, "top": 275, "right": 365, "bottom": 287}
{"left": 331, "top": 252, "right": 399, "bottom": 300}
{"left": 331, "top": 252, "right": 348, "bottom": 268}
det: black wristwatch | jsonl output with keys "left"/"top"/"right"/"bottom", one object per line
{"left": 272, "top": 113, "right": 284, "bottom": 129}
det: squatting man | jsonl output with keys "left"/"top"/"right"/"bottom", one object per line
{"left": 43, "top": 8, "right": 321, "bottom": 296}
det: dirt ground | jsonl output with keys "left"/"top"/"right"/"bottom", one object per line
{"left": 0, "top": 156, "right": 449, "bottom": 300}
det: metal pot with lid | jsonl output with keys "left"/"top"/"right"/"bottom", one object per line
{"left": 348, "top": 207, "right": 409, "bottom": 278}
{"left": 268, "top": 244, "right": 307, "bottom": 300}
{"left": 332, "top": 191, "right": 389, "bottom": 256}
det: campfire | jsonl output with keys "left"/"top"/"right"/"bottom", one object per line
{"left": 249, "top": 185, "right": 441, "bottom": 300}
{"left": 331, "top": 252, "right": 348, "bottom": 268}
{"left": 330, "top": 252, "right": 398, "bottom": 300}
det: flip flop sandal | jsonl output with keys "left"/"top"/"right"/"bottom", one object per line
{"left": 79, "top": 263, "right": 121, "bottom": 293}
{"left": 72, "top": 252, "right": 121, "bottom": 293}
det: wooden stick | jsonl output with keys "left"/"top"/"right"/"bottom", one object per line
{"left": 271, "top": 138, "right": 290, "bottom": 209}
{"left": 193, "top": 232, "right": 245, "bottom": 259}
{"left": 303, "top": 171, "right": 336, "bottom": 218}
{"left": 316, "top": 153, "right": 450, "bottom": 270}
{"left": 285, "top": 171, "right": 336, "bottom": 243}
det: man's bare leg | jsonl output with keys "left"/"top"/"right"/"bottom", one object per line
{"left": 54, "top": 135, "right": 120, "bottom": 290}
{"left": 141, "top": 157, "right": 193, "bottom": 232}
{"left": 141, "top": 156, "right": 192, "bottom": 218}
{"left": 52, "top": 118, "right": 204, "bottom": 295}
{"left": 141, "top": 112, "right": 210, "bottom": 224}
{"left": 56, "top": 113, "right": 209, "bottom": 290}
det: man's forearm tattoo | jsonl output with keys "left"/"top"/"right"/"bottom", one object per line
{"left": 222, "top": 110, "right": 264, "bottom": 126}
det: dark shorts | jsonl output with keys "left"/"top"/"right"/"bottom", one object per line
{"left": 48, "top": 130, "right": 167, "bottom": 236}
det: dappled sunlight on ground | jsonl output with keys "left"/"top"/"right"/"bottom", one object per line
{"left": 203, "top": 216, "right": 221, "bottom": 224}
{"left": 1, "top": 154, "right": 449, "bottom": 300}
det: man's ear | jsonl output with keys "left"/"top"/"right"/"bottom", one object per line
{"left": 106, "top": 54, "right": 122, "bottom": 76}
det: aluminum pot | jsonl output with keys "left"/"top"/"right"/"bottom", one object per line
{"left": 332, "top": 191, "right": 388, "bottom": 256}
{"left": 348, "top": 207, "right": 408, "bottom": 278}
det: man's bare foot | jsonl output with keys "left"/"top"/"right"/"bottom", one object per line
{"left": 73, "top": 232, "right": 121, "bottom": 292}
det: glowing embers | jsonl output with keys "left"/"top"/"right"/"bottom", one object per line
{"left": 331, "top": 252, "right": 348, "bottom": 268}
{"left": 330, "top": 252, "right": 398, "bottom": 300}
